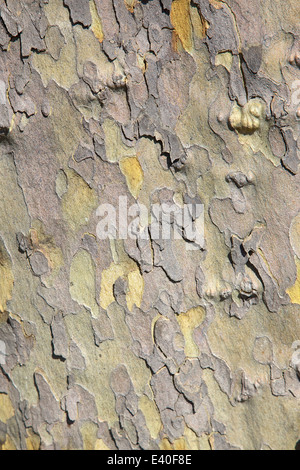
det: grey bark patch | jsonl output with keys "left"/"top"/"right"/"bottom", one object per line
{"left": 45, "top": 25, "right": 65, "bottom": 60}
{"left": 230, "top": 186, "right": 246, "bottom": 214}
{"left": 93, "top": 134, "right": 107, "bottom": 161}
{"left": 34, "top": 372, "right": 62, "bottom": 425}
{"left": 174, "top": 359, "right": 202, "bottom": 410}
{"left": 74, "top": 144, "right": 94, "bottom": 163}
{"left": 91, "top": 313, "right": 114, "bottom": 346}
{"left": 125, "top": 307, "right": 154, "bottom": 357}
{"left": 270, "top": 377, "right": 286, "bottom": 396}
{"left": 153, "top": 316, "right": 185, "bottom": 371}
{"left": 82, "top": 61, "right": 102, "bottom": 94}
{"left": 0, "top": 19, "right": 10, "bottom": 49}
{"left": 110, "top": 364, "right": 132, "bottom": 397}
{"left": 252, "top": 336, "right": 273, "bottom": 365}
{"left": 95, "top": 0, "right": 119, "bottom": 40}
{"left": 199, "top": 352, "right": 214, "bottom": 370}
{"left": 213, "top": 433, "right": 241, "bottom": 450}
{"left": 209, "top": 197, "right": 255, "bottom": 245}
{"left": 225, "top": 171, "right": 253, "bottom": 188}
{"left": 69, "top": 155, "right": 95, "bottom": 186}
{"left": 195, "top": 266, "right": 205, "bottom": 299}
{"left": 268, "top": 126, "right": 286, "bottom": 158}
{"left": 0, "top": 103, "right": 11, "bottom": 134}
{"left": 41, "top": 99, "right": 51, "bottom": 117}
{"left": 185, "top": 403, "right": 211, "bottom": 436}
{"left": 284, "top": 369, "right": 300, "bottom": 399}
{"left": 0, "top": 79, "right": 11, "bottom": 133}
{"left": 175, "top": 393, "right": 194, "bottom": 416}
{"left": 0, "top": 6, "right": 22, "bottom": 37}
{"left": 0, "top": 0, "right": 298, "bottom": 451}
{"left": 195, "top": 0, "right": 239, "bottom": 59}
{"left": 0, "top": 420, "right": 7, "bottom": 444}
{"left": 229, "top": 55, "right": 247, "bottom": 106}
{"left": 161, "top": 408, "right": 185, "bottom": 441}
{"left": 281, "top": 127, "right": 300, "bottom": 174}
{"left": 73, "top": 384, "right": 98, "bottom": 423}
{"left": 29, "top": 251, "right": 49, "bottom": 276}
{"left": 51, "top": 312, "right": 68, "bottom": 360}
{"left": 19, "top": 8, "right": 45, "bottom": 57}
{"left": 112, "top": 0, "right": 137, "bottom": 45}
{"left": 63, "top": 0, "right": 92, "bottom": 27}
{"left": 248, "top": 252, "right": 290, "bottom": 312}
{"left": 9, "top": 317, "right": 35, "bottom": 366}
{"left": 242, "top": 46, "right": 262, "bottom": 74}
{"left": 131, "top": 410, "right": 153, "bottom": 450}
{"left": 152, "top": 236, "right": 183, "bottom": 283}
{"left": 213, "top": 356, "right": 232, "bottom": 397}
{"left": 14, "top": 63, "right": 30, "bottom": 95}
{"left": 150, "top": 367, "right": 179, "bottom": 412}
{"left": 61, "top": 387, "right": 80, "bottom": 423}
{"left": 67, "top": 341, "right": 86, "bottom": 371}
{"left": 9, "top": 88, "right": 35, "bottom": 117}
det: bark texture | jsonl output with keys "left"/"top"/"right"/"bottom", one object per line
{"left": 0, "top": 0, "right": 299, "bottom": 450}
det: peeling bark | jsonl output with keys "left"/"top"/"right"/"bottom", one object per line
{"left": 0, "top": 0, "right": 299, "bottom": 451}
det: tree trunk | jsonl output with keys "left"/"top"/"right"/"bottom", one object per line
{"left": 0, "top": 0, "right": 299, "bottom": 450}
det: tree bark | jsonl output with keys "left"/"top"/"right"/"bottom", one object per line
{"left": 0, "top": 0, "right": 299, "bottom": 450}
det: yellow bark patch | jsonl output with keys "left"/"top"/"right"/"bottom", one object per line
{"left": 139, "top": 395, "right": 162, "bottom": 440}
{"left": 100, "top": 263, "right": 125, "bottom": 310}
{"left": 126, "top": 270, "right": 144, "bottom": 311}
{"left": 190, "top": 4, "right": 209, "bottom": 39}
{"left": 61, "top": 170, "right": 98, "bottom": 232}
{"left": 19, "top": 114, "right": 29, "bottom": 131}
{"left": 119, "top": 157, "right": 144, "bottom": 199}
{"left": 177, "top": 307, "right": 205, "bottom": 357}
{"left": 80, "top": 422, "right": 98, "bottom": 450}
{"left": 95, "top": 438, "right": 110, "bottom": 450}
{"left": 2, "top": 435, "right": 16, "bottom": 450}
{"left": 26, "top": 429, "right": 41, "bottom": 450}
{"left": 215, "top": 51, "right": 233, "bottom": 71}
{"left": 70, "top": 249, "right": 99, "bottom": 317}
{"left": 30, "top": 219, "right": 64, "bottom": 286}
{"left": 286, "top": 258, "right": 300, "bottom": 305}
{"left": 103, "top": 119, "right": 136, "bottom": 163}
{"left": 0, "top": 394, "right": 14, "bottom": 423}
{"left": 170, "top": 0, "right": 193, "bottom": 52}
{"left": 261, "top": 33, "right": 292, "bottom": 83}
{"left": 184, "top": 425, "right": 210, "bottom": 449}
{"left": 90, "top": 0, "right": 104, "bottom": 43}
{"left": 32, "top": 0, "right": 78, "bottom": 90}
{"left": 160, "top": 437, "right": 187, "bottom": 450}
